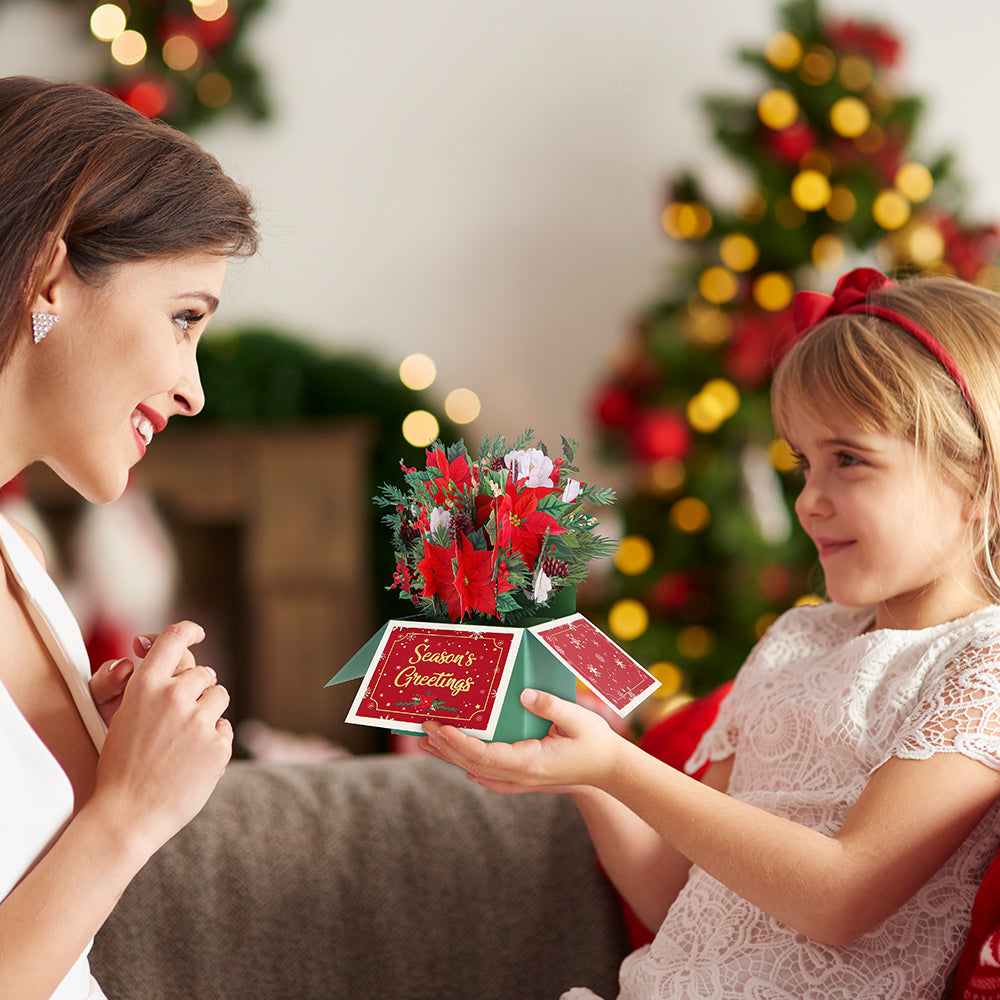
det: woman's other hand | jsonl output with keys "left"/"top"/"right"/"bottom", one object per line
{"left": 88, "top": 628, "right": 202, "bottom": 726}
{"left": 88, "top": 656, "right": 135, "bottom": 726}
{"left": 90, "top": 620, "right": 232, "bottom": 859}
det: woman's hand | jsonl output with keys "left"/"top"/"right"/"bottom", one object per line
{"left": 420, "top": 687, "right": 624, "bottom": 794}
{"left": 89, "top": 620, "right": 232, "bottom": 859}
{"left": 89, "top": 656, "right": 134, "bottom": 726}
{"left": 88, "top": 631, "right": 202, "bottom": 726}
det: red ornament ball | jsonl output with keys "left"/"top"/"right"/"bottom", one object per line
{"left": 650, "top": 572, "right": 694, "bottom": 612}
{"left": 631, "top": 407, "right": 691, "bottom": 462}
{"left": 122, "top": 79, "right": 172, "bottom": 119}
{"left": 592, "top": 384, "right": 637, "bottom": 429}
{"left": 764, "top": 120, "right": 817, "bottom": 164}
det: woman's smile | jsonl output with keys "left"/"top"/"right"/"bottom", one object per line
{"left": 131, "top": 404, "right": 166, "bottom": 456}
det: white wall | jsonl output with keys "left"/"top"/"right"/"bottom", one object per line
{"left": 4, "top": 0, "right": 1000, "bottom": 477}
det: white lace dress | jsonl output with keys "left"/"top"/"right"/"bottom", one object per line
{"left": 565, "top": 602, "right": 1000, "bottom": 1000}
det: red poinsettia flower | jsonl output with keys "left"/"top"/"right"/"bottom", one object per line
{"left": 417, "top": 541, "right": 454, "bottom": 602}
{"left": 496, "top": 479, "right": 567, "bottom": 570}
{"left": 451, "top": 533, "right": 497, "bottom": 620}
{"left": 416, "top": 535, "right": 497, "bottom": 621}
{"left": 425, "top": 446, "right": 473, "bottom": 504}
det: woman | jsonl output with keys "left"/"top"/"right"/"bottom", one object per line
{"left": 0, "top": 76, "right": 258, "bottom": 999}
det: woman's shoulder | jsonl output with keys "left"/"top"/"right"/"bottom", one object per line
{"left": 0, "top": 511, "right": 48, "bottom": 570}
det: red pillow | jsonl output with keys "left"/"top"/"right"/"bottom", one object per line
{"left": 952, "top": 845, "right": 1000, "bottom": 999}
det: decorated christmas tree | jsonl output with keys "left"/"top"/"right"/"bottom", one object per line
{"left": 10, "top": 0, "right": 272, "bottom": 130}
{"left": 589, "top": 0, "right": 1000, "bottom": 711}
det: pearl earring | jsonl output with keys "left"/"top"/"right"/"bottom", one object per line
{"left": 32, "top": 313, "right": 59, "bottom": 344}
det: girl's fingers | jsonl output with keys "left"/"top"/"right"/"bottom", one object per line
{"left": 520, "top": 688, "right": 586, "bottom": 734}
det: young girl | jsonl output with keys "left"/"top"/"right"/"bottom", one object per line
{"left": 0, "top": 76, "right": 257, "bottom": 999}
{"left": 423, "top": 267, "right": 1000, "bottom": 999}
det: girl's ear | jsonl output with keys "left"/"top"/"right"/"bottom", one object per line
{"left": 29, "top": 238, "right": 69, "bottom": 312}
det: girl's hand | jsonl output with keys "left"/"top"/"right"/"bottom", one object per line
{"left": 89, "top": 656, "right": 135, "bottom": 726}
{"left": 90, "top": 621, "right": 232, "bottom": 858}
{"left": 420, "top": 688, "right": 623, "bottom": 793}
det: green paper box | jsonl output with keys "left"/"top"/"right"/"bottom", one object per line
{"left": 325, "top": 589, "right": 660, "bottom": 743}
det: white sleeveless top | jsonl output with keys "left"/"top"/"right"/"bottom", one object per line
{"left": 0, "top": 513, "right": 109, "bottom": 999}
{"left": 565, "top": 602, "right": 1000, "bottom": 1000}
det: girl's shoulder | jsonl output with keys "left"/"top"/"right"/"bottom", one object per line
{"left": 764, "top": 602, "right": 1000, "bottom": 655}
{"left": 758, "top": 602, "right": 872, "bottom": 659}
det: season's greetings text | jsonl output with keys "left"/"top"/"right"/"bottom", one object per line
{"left": 394, "top": 642, "right": 477, "bottom": 694}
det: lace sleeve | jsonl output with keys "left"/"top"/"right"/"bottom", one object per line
{"left": 887, "top": 639, "right": 1000, "bottom": 772}
{"left": 684, "top": 686, "right": 739, "bottom": 775}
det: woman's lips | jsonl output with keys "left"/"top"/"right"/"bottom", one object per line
{"left": 131, "top": 405, "right": 166, "bottom": 456}
{"left": 131, "top": 414, "right": 152, "bottom": 455}
{"left": 135, "top": 404, "right": 167, "bottom": 433}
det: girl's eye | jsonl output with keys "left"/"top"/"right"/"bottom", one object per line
{"left": 789, "top": 450, "right": 808, "bottom": 475}
{"left": 836, "top": 451, "right": 863, "bottom": 469}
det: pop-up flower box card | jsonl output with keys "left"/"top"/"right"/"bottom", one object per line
{"left": 326, "top": 431, "right": 660, "bottom": 742}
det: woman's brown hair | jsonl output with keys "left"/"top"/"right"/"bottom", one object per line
{"left": 0, "top": 76, "right": 258, "bottom": 370}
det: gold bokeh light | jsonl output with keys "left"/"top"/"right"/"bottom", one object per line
{"left": 90, "top": 3, "right": 127, "bottom": 41}
{"left": 444, "top": 388, "right": 481, "bottom": 425}
{"left": 111, "top": 29, "right": 147, "bottom": 66}
{"left": 757, "top": 88, "right": 799, "bottom": 131}
{"left": 399, "top": 353, "right": 437, "bottom": 391}
{"left": 401, "top": 410, "right": 440, "bottom": 448}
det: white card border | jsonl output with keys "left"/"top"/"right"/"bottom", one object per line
{"left": 528, "top": 612, "right": 660, "bottom": 717}
{"left": 345, "top": 619, "right": 523, "bottom": 738}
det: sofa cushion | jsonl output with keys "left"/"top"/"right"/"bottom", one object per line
{"left": 92, "top": 756, "right": 630, "bottom": 1000}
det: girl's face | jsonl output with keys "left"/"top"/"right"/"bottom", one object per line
{"left": 23, "top": 250, "right": 226, "bottom": 503}
{"left": 786, "top": 404, "right": 988, "bottom": 630}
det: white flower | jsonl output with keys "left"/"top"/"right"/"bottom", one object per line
{"left": 532, "top": 564, "right": 553, "bottom": 603}
{"left": 561, "top": 478, "right": 582, "bottom": 502}
{"left": 429, "top": 506, "right": 451, "bottom": 534}
{"left": 504, "top": 447, "right": 554, "bottom": 488}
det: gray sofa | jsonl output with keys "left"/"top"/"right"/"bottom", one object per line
{"left": 91, "top": 756, "right": 631, "bottom": 1000}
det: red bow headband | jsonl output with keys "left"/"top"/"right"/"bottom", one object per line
{"left": 791, "top": 267, "right": 978, "bottom": 424}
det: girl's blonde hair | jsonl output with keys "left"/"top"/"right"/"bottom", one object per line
{"left": 771, "top": 275, "right": 1000, "bottom": 601}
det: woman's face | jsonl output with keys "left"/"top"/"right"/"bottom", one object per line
{"left": 26, "top": 250, "right": 227, "bottom": 503}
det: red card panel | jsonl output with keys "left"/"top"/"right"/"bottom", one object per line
{"left": 346, "top": 621, "right": 522, "bottom": 738}
{"left": 529, "top": 613, "right": 659, "bottom": 716}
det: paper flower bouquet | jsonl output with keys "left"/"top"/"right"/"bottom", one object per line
{"left": 377, "top": 430, "right": 617, "bottom": 624}
{"left": 327, "top": 431, "right": 661, "bottom": 742}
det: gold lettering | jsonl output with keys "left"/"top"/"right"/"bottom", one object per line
{"left": 395, "top": 664, "right": 473, "bottom": 695}
{"left": 409, "top": 642, "right": 479, "bottom": 668}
